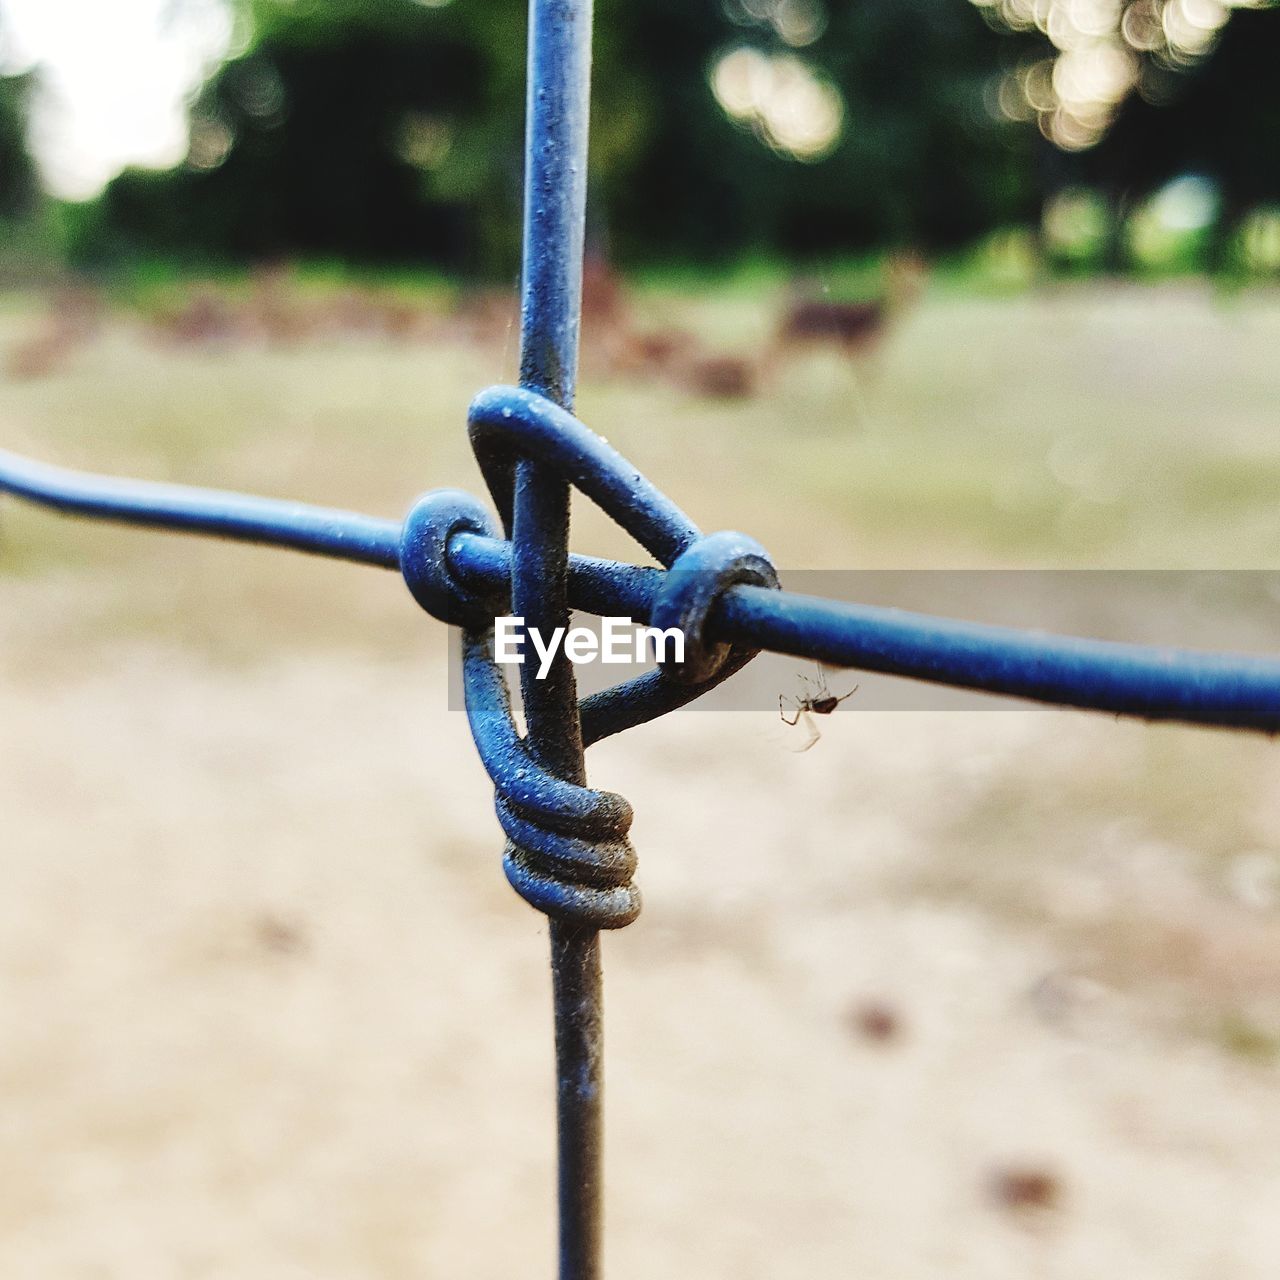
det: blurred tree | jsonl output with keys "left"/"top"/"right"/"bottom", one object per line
{"left": 976, "top": 0, "right": 1280, "bottom": 272}
{"left": 0, "top": 68, "right": 39, "bottom": 223}
{"left": 73, "top": 0, "right": 1043, "bottom": 271}
{"left": 604, "top": 0, "right": 1039, "bottom": 262}
{"left": 795, "top": 0, "right": 1039, "bottom": 254}
{"left": 1082, "top": 4, "right": 1280, "bottom": 272}
{"left": 74, "top": 0, "right": 524, "bottom": 270}
{"left": 88, "top": 0, "right": 1279, "bottom": 276}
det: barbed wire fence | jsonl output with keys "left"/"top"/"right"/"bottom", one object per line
{"left": 2, "top": 1, "right": 1280, "bottom": 1276}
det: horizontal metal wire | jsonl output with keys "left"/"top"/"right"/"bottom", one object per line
{"left": 3, "top": 436, "right": 1279, "bottom": 733}
{"left": 0, "top": 447, "right": 401, "bottom": 567}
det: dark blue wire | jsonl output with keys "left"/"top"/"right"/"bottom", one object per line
{"left": 0, "top": 447, "right": 400, "bottom": 568}
{"left": 512, "top": 7, "right": 608, "bottom": 1279}
{"left": 4, "top": 444, "right": 1280, "bottom": 732}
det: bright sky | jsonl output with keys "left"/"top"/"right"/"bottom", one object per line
{"left": 0, "top": 0, "right": 234, "bottom": 199}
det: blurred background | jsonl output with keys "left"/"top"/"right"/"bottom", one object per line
{"left": 2, "top": 0, "right": 1280, "bottom": 1276}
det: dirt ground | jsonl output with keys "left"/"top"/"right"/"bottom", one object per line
{"left": 1, "top": 281, "right": 1279, "bottom": 1277}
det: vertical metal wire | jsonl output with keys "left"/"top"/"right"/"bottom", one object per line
{"left": 514, "top": 2, "right": 602, "bottom": 1277}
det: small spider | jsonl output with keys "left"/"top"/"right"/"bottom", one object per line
{"left": 779, "top": 665, "right": 858, "bottom": 751}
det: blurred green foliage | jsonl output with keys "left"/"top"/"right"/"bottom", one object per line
{"left": 0, "top": 63, "right": 61, "bottom": 283}
{"left": 69, "top": 0, "right": 522, "bottom": 272}
{"left": 63, "top": 0, "right": 1038, "bottom": 274}
{"left": 0, "top": 68, "right": 38, "bottom": 221}
{"left": 20, "top": 0, "right": 1280, "bottom": 277}
{"left": 1083, "top": 5, "right": 1280, "bottom": 274}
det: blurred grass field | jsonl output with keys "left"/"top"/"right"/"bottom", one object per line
{"left": 1, "top": 277, "right": 1279, "bottom": 1278}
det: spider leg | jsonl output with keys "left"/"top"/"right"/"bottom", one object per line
{"left": 779, "top": 694, "right": 801, "bottom": 727}
{"left": 834, "top": 683, "right": 860, "bottom": 705}
{"left": 795, "top": 709, "right": 821, "bottom": 752}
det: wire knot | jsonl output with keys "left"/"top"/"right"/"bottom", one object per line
{"left": 650, "top": 530, "right": 779, "bottom": 683}
{"left": 400, "top": 489, "right": 505, "bottom": 629}
{"left": 399, "top": 389, "right": 780, "bottom": 930}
